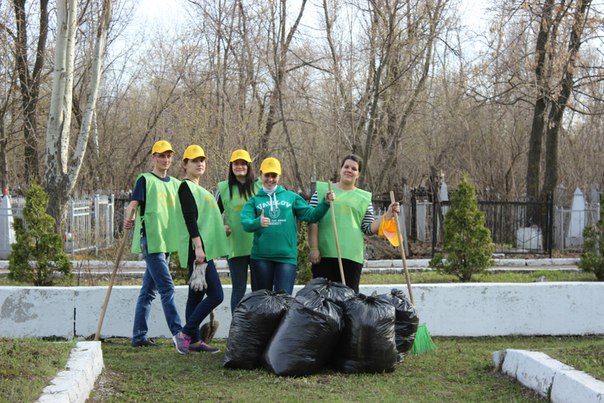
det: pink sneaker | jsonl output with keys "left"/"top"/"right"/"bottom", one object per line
{"left": 172, "top": 332, "right": 190, "bottom": 354}
{"left": 189, "top": 341, "right": 220, "bottom": 354}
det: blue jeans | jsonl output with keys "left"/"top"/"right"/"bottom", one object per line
{"left": 250, "top": 259, "right": 297, "bottom": 295}
{"left": 228, "top": 255, "right": 251, "bottom": 313}
{"left": 183, "top": 260, "right": 224, "bottom": 343}
{"left": 132, "top": 236, "right": 183, "bottom": 343}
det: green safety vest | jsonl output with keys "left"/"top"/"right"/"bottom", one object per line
{"left": 315, "top": 181, "right": 372, "bottom": 264}
{"left": 131, "top": 173, "right": 181, "bottom": 254}
{"left": 177, "top": 180, "right": 229, "bottom": 267}
{"left": 217, "top": 179, "right": 261, "bottom": 258}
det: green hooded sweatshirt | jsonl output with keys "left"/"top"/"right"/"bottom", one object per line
{"left": 240, "top": 186, "right": 330, "bottom": 265}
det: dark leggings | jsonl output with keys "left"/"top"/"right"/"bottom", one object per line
{"left": 311, "top": 257, "right": 363, "bottom": 293}
{"left": 183, "top": 255, "right": 224, "bottom": 344}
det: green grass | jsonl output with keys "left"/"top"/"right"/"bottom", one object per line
{"left": 365, "top": 270, "right": 598, "bottom": 285}
{"left": 0, "top": 338, "right": 75, "bottom": 403}
{"left": 0, "top": 269, "right": 597, "bottom": 287}
{"left": 85, "top": 336, "right": 604, "bottom": 402}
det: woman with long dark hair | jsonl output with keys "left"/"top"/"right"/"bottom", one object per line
{"left": 216, "top": 149, "right": 261, "bottom": 313}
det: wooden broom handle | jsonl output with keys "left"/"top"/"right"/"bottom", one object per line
{"left": 390, "top": 191, "right": 414, "bottom": 304}
{"left": 328, "top": 182, "right": 346, "bottom": 285}
{"left": 95, "top": 209, "right": 134, "bottom": 341}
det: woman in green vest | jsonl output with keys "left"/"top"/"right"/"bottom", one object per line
{"left": 308, "top": 154, "right": 400, "bottom": 293}
{"left": 176, "top": 145, "right": 230, "bottom": 353}
{"left": 216, "top": 149, "right": 261, "bottom": 313}
{"left": 241, "top": 157, "right": 336, "bottom": 295}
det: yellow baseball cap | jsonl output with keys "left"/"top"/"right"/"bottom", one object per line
{"left": 260, "top": 157, "right": 281, "bottom": 175}
{"left": 229, "top": 149, "right": 252, "bottom": 163}
{"left": 151, "top": 140, "right": 174, "bottom": 154}
{"left": 183, "top": 145, "right": 207, "bottom": 160}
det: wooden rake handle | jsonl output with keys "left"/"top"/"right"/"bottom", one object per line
{"left": 95, "top": 210, "right": 134, "bottom": 341}
{"left": 390, "top": 191, "right": 414, "bottom": 304}
{"left": 328, "top": 182, "right": 346, "bottom": 285}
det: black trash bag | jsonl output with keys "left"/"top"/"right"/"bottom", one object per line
{"left": 376, "top": 289, "right": 419, "bottom": 356}
{"left": 295, "top": 277, "right": 356, "bottom": 305}
{"left": 263, "top": 292, "right": 344, "bottom": 376}
{"left": 333, "top": 293, "right": 397, "bottom": 373}
{"left": 224, "top": 289, "right": 293, "bottom": 369}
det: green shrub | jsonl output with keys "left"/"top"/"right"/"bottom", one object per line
{"left": 579, "top": 196, "right": 604, "bottom": 281}
{"left": 429, "top": 175, "right": 494, "bottom": 282}
{"left": 8, "top": 183, "right": 72, "bottom": 285}
{"left": 297, "top": 221, "right": 312, "bottom": 285}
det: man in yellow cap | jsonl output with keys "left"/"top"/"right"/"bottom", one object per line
{"left": 124, "top": 140, "right": 189, "bottom": 353}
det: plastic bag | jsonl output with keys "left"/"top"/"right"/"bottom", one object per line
{"left": 224, "top": 289, "right": 293, "bottom": 369}
{"left": 333, "top": 293, "right": 397, "bottom": 373}
{"left": 263, "top": 292, "right": 343, "bottom": 376}
{"left": 376, "top": 289, "right": 419, "bottom": 356}
{"left": 295, "top": 277, "right": 356, "bottom": 306}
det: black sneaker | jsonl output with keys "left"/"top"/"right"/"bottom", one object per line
{"left": 131, "top": 339, "right": 158, "bottom": 347}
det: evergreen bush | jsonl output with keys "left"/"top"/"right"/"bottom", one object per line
{"left": 579, "top": 196, "right": 604, "bottom": 281}
{"left": 429, "top": 175, "right": 494, "bottom": 282}
{"left": 8, "top": 183, "right": 72, "bottom": 285}
{"left": 297, "top": 221, "right": 312, "bottom": 285}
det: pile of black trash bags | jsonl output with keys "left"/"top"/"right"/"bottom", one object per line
{"left": 223, "top": 278, "right": 419, "bottom": 376}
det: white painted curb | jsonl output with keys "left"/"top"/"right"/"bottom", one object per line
{"left": 493, "top": 349, "right": 604, "bottom": 402}
{"left": 38, "top": 341, "right": 103, "bottom": 403}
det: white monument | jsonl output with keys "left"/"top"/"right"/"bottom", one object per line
{"left": 0, "top": 187, "right": 16, "bottom": 259}
{"left": 566, "top": 187, "right": 585, "bottom": 247}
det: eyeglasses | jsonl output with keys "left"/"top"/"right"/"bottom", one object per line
{"left": 263, "top": 173, "right": 278, "bottom": 179}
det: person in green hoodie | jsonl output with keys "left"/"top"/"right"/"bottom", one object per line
{"left": 216, "top": 149, "right": 261, "bottom": 314}
{"left": 240, "top": 157, "right": 336, "bottom": 295}
{"left": 177, "top": 145, "right": 229, "bottom": 353}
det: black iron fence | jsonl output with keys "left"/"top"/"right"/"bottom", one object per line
{"left": 374, "top": 192, "right": 554, "bottom": 257}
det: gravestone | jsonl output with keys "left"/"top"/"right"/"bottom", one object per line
{"left": 0, "top": 188, "right": 15, "bottom": 259}
{"left": 566, "top": 187, "right": 585, "bottom": 247}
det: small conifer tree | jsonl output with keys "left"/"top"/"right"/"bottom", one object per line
{"left": 579, "top": 195, "right": 604, "bottom": 281}
{"left": 8, "top": 183, "right": 72, "bottom": 285}
{"left": 430, "top": 175, "right": 494, "bottom": 282}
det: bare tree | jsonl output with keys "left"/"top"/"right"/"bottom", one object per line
{"left": 44, "top": 0, "right": 113, "bottom": 228}
{"left": 12, "top": 0, "right": 49, "bottom": 183}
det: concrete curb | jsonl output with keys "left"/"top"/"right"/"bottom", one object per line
{"left": 493, "top": 349, "right": 604, "bottom": 402}
{"left": 38, "top": 341, "right": 103, "bottom": 403}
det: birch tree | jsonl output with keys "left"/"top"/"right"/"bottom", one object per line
{"left": 44, "top": 0, "right": 112, "bottom": 228}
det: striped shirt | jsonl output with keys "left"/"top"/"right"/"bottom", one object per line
{"left": 310, "top": 191, "right": 375, "bottom": 235}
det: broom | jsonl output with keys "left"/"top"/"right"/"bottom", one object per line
{"left": 328, "top": 182, "right": 346, "bottom": 286}
{"left": 95, "top": 209, "right": 134, "bottom": 341}
{"left": 389, "top": 191, "right": 435, "bottom": 354}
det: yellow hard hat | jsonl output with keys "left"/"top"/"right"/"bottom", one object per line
{"left": 260, "top": 157, "right": 281, "bottom": 175}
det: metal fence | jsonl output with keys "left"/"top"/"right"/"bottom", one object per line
{"left": 3, "top": 194, "right": 115, "bottom": 256}
{"left": 374, "top": 192, "right": 556, "bottom": 257}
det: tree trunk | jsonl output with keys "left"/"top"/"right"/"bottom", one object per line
{"left": 543, "top": 0, "right": 591, "bottom": 198}
{"left": 45, "top": 0, "right": 113, "bottom": 231}
{"left": 13, "top": 0, "right": 49, "bottom": 183}
{"left": 525, "top": 0, "right": 554, "bottom": 202}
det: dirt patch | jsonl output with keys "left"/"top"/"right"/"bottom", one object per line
{"left": 88, "top": 368, "right": 123, "bottom": 402}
